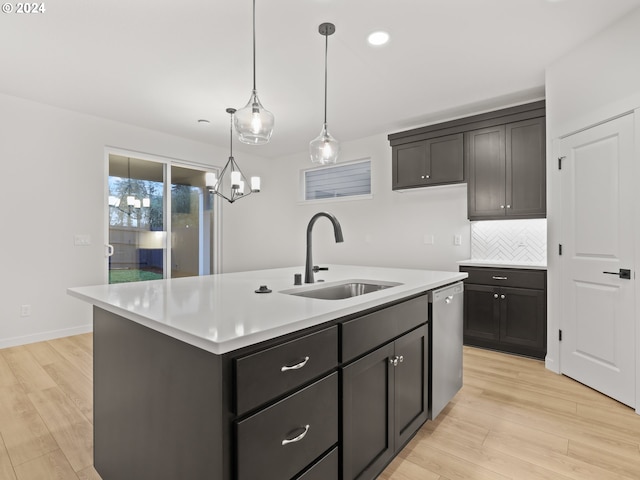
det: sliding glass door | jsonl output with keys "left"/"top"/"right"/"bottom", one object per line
{"left": 170, "top": 165, "right": 215, "bottom": 277}
{"left": 107, "top": 154, "right": 216, "bottom": 284}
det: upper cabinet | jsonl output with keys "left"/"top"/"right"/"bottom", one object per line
{"left": 388, "top": 101, "right": 546, "bottom": 220}
{"left": 392, "top": 133, "right": 464, "bottom": 189}
{"left": 467, "top": 117, "right": 546, "bottom": 220}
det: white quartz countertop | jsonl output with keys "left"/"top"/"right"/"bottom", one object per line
{"left": 457, "top": 259, "right": 547, "bottom": 270}
{"left": 68, "top": 265, "right": 466, "bottom": 354}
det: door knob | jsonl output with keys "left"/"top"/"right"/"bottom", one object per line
{"left": 603, "top": 269, "right": 631, "bottom": 279}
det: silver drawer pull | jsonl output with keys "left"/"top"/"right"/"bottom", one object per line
{"left": 281, "top": 356, "right": 310, "bottom": 372}
{"left": 282, "top": 425, "right": 310, "bottom": 445}
{"left": 492, "top": 276, "right": 508, "bottom": 280}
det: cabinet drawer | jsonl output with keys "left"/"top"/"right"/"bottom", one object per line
{"left": 461, "top": 267, "right": 545, "bottom": 289}
{"left": 235, "top": 326, "right": 338, "bottom": 415}
{"left": 296, "top": 447, "right": 338, "bottom": 480}
{"left": 236, "top": 373, "right": 338, "bottom": 480}
{"left": 342, "top": 295, "right": 428, "bottom": 363}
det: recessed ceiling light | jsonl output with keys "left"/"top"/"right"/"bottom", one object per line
{"left": 367, "top": 31, "right": 390, "bottom": 47}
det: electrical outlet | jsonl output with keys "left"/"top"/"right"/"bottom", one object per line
{"left": 74, "top": 234, "right": 91, "bottom": 246}
{"left": 517, "top": 234, "right": 527, "bottom": 247}
{"left": 454, "top": 234, "right": 462, "bottom": 246}
{"left": 20, "top": 304, "right": 31, "bottom": 317}
{"left": 423, "top": 234, "right": 434, "bottom": 245}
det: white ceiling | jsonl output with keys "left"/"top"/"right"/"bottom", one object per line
{"left": 2, "top": 0, "right": 639, "bottom": 159}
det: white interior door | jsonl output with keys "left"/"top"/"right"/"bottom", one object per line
{"left": 559, "top": 113, "right": 635, "bottom": 408}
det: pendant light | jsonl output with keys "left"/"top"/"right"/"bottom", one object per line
{"left": 207, "top": 108, "right": 261, "bottom": 204}
{"left": 234, "top": 0, "right": 274, "bottom": 145}
{"left": 310, "top": 22, "right": 339, "bottom": 165}
{"left": 124, "top": 157, "right": 150, "bottom": 209}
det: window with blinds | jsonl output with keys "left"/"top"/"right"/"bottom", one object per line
{"left": 303, "top": 159, "right": 372, "bottom": 201}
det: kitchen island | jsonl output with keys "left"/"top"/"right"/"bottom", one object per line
{"left": 69, "top": 265, "right": 466, "bottom": 480}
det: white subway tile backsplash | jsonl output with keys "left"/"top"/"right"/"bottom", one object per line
{"left": 471, "top": 219, "right": 547, "bottom": 263}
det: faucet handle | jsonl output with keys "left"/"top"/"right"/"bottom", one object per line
{"left": 312, "top": 266, "right": 329, "bottom": 272}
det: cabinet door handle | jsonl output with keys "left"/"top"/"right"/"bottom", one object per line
{"left": 281, "top": 425, "right": 310, "bottom": 445}
{"left": 492, "top": 276, "right": 508, "bottom": 280}
{"left": 281, "top": 356, "right": 309, "bottom": 372}
{"left": 494, "top": 293, "right": 499, "bottom": 299}
{"left": 500, "top": 294, "right": 506, "bottom": 299}
{"left": 389, "top": 355, "right": 404, "bottom": 366}
{"left": 506, "top": 205, "right": 511, "bottom": 209}
{"left": 500, "top": 205, "right": 505, "bottom": 209}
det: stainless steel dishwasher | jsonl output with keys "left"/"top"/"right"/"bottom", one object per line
{"left": 429, "top": 282, "right": 464, "bottom": 419}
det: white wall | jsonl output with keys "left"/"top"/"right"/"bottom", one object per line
{"left": 0, "top": 93, "right": 263, "bottom": 348}
{"left": 222, "top": 133, "right": 471, "bottom": 274}
{"left": 0, "top": 92, "right": 470, "bottom": 348}
{"left": 544, "top": 6, "right": 640, "bottom": 408}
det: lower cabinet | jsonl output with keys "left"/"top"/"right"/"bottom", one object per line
{"left": 235, "top": 373, "right": 338, "bottom": 480}
{"left": 92, "top": 294, "right": 434, "bottom": 480}
{"left": 461, "top": 266, "right": 546, "bottom": 359}
{"left": 342, "top": 325, "right": 429, "bottom": 480}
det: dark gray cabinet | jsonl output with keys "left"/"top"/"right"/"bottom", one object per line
{"left": 234, "top": 326, "right": 338, "bottom": 415}
{"left": 467, "top": 117, "right": 546, "bottom": 220}
{"left": 466, "top": 125, "right": 506, "bottom": 218}
{"left": 392, "top": 133, "right": 464, "bottom": 189}
{"left": 388, "top": 101, "right": 546, "bottom": 218}
{"left": 92, "top": 293, "right": 431, "bottom": 480}
{"left": 236, "top": 373, "right": 338, "bottom": 480}
{"left": 460, "top": 266, "right": 546, "bottom": 359}
{"left": 342, "top": 325, "right": 428, "bottom": 480}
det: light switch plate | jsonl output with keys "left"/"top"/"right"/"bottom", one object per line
{"left": 74, "top": 234, "right": 91, "bottom": 246}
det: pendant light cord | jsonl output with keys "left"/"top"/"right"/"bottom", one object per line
{"left": 252, "top": 0, "right": 256, "bottom": 91}
{"left": 323, "top": 32, "right": 328, "bottom": 125}
{"left": 229, "top": 112, "right": 234, "bottom": 157}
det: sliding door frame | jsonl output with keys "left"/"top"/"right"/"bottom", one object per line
{"left": 104, "top": 147, "right": 221, "bottom": 284}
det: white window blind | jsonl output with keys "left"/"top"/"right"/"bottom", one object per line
{"left": 304, "top": 160, "right": 371, "bottom": 201}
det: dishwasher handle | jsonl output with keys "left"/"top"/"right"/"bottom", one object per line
{"left": 431, "top": 282, "right": 464, "bottom": 303}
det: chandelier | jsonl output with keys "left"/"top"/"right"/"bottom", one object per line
{"left": 206, "top": 108, "right": 261, "bottom": 203}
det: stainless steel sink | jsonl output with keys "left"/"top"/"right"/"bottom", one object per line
{"left": 282, "top": 280, "right": 402, "bottom": 300}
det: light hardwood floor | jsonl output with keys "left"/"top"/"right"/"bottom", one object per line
{"left": 1, "top": 335, "right": 639, "bottom": 480}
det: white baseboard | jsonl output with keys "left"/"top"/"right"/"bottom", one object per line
{"left": 0, "top": 324, "right": 93, "bottom": 349}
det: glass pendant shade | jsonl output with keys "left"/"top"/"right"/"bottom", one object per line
{"left": 235, "top": 0, "right": 274, "bottom": 145}
{"left": 310, "top": 123, "right": 339, "bottom": 164}
{"left": 310, "top": 22, "right": 339, "bottom": 164}
{"left": 235, "top": 90, "right": 274, "bottom": 145}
